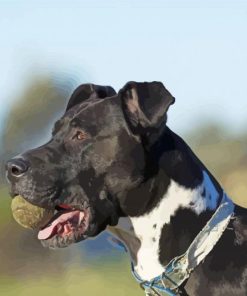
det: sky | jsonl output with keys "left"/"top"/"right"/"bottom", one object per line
{"left": 1, "top": 0, "right": 247, "bottom": 135}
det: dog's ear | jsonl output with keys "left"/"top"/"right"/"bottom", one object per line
{"left": 66, "top": 84, "right": 116, "bottom": 111}
{"left": 120, "top": 81, "right": 175, "bottom": 134}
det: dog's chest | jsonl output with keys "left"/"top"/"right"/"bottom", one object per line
{"left": 115, "top": 171, "right": 219, "bottom": 280}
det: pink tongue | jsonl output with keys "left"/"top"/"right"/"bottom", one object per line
{"left": 38, "top": 211, "right": 83, "bottom": 240}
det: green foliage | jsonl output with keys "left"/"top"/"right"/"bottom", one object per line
{"left": 0, "top": 263, "right": 143, "bottom": 296}
{"left": 2, "top": 76, "right": 74, "bottom": 158}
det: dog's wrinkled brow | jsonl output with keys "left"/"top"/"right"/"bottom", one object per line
{"left": 52, "top": 116, "right": 85, "bottom": 137}
{"left": 70, "top": 118, "right": 84, "bottom": 128}
{"left": 52, "top": 118, "right": 67, "bottom": 136}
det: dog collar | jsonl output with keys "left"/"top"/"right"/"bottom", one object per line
{"left": 131, "top": 193, "right": 235, "bottom": 296}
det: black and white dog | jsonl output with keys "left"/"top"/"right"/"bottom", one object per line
{"left": 6, "top": 82, "right": 247, "bottom": 295}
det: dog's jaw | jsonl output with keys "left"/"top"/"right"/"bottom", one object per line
{"left": 108, "top": 170, "right": 221, "bottom": 281}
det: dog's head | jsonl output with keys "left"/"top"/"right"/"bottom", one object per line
{"left": 6, "top": 81, "right": 175, "bottom": 248}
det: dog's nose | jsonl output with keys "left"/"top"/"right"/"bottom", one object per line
{"left": 6, "top": 158, "right": 29, "bottom": 178}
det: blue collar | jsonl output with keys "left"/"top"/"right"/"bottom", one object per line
{"left": 131, "top": 262, "right": 179, "bottom": 296}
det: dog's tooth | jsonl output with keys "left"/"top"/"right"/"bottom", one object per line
{"left": 57, "top": 223, "right": 63, "bottom": 235}
{"left": 79, "top": 212, "right": 85, "bottom": 225}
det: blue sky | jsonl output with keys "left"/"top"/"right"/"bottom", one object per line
{"left": 1, "top": 0, "right": 247, "bottom": 135}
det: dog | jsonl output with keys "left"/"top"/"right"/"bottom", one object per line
{"left": 6, "top": 81, "right": 247, "bottom": 295}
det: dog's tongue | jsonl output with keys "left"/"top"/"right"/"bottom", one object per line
{"left": 38, "top": 210, "right": 83, "bottom": 240}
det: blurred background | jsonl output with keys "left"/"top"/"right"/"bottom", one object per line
{"left": 0, "top": 0, "right": 247, "bottom": 295}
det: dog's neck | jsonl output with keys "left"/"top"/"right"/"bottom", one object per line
{"left": 109, "top": 128, "right": 224, "bottom": 281}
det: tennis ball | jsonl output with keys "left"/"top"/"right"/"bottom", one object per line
{"left": 11, "top": 195, "right": 53, "bottom": 229}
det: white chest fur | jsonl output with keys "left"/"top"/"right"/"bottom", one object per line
{"left": 111, "top": 171, "right": 220, "bottom": 281}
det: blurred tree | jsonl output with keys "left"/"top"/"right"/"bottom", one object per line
{"left": 185, "top": 123, "right": 247, "bottom": 177}
{"left": 1, "top": 74, "right": 77, "bottom": 182}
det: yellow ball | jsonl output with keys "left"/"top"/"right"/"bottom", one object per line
{"left": 11, "top": 195, "right": 53, "bottom": 229}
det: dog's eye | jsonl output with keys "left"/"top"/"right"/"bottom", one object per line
{"left": 73, "top": 131, "right": 86, "bottom": 141}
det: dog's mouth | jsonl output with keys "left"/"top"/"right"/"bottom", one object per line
{"left": 10, "top": 186, "right": 115, "bottom": 248}
{"left": 38, "top": 204, "right": 90, "bottom": 242}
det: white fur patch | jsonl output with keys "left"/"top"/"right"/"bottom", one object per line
{"left": 111, "top": 171, "right": 220, "bottom": 281}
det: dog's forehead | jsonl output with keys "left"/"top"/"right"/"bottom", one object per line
{"left": 66, "top": 99, "right": 100, "bottom": 117}
{"left": 70, "top": 98, "right": 112, "bottom": 117}
{"left": 54, "top": 98, "right": 115, "bottom": 134}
